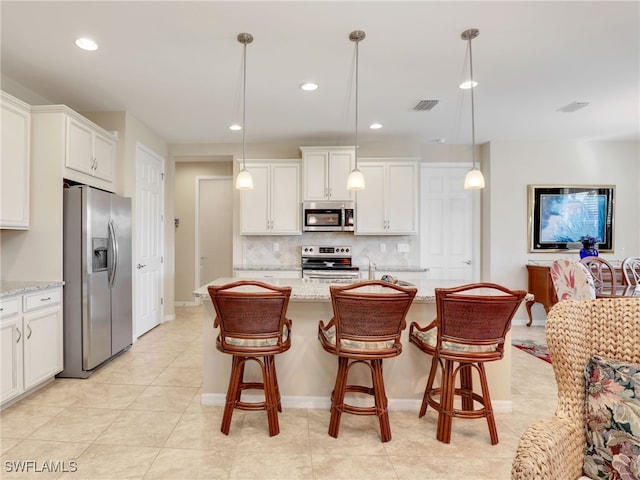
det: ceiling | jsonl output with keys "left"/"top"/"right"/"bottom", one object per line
{"left": 2, "top": 1, "right": 639, "bottom": 148}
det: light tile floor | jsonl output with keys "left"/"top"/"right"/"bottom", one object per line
{"left": 0, "top": 307, "right": 556, "bottom": 479}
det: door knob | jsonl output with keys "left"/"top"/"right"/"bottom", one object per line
{"left": 463, "top": 260, "right": 472, "bottom": 265}
{"left": 136, "top": 264, "right": 146, "bottom": 269}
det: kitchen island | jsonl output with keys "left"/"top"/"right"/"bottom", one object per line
{"left": 193, "top": 278, "right": 514, "bottom": 412}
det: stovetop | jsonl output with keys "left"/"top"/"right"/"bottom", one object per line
{"left": 301, "top": 245, "right": 358, "bottom": 271}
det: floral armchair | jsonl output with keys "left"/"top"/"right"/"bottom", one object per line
{"left": 550, "top": 258, "right": 596, "bottom": 301}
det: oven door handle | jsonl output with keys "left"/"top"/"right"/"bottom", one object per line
{"left": 304, "top": 270, "right": 361, "bottom": 280}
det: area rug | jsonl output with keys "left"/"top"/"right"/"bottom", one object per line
{"left": 512, "top": 339, "right": 552, "bottom": 364}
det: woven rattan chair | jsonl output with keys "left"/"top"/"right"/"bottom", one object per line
{"left": 318, "top": 280, "right": 417, "bottom": 442}
{"left": 208, "top": 280, "right": 292, "bottom": 436}
{"left": 512, "top": 298, "right": 640, "bottom": 479}
{"left": 621, "top": 256, "right": 640, "bottom": 286}
{"left": 409, "top": 283, "right": 526, "bottom": 444}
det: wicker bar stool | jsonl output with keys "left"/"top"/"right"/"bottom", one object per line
{"left": 318, "top": 280, "right": 416, "bottom": 442}
{"left": 208, "top": 281, "right": 292, "bottom": 436}
{"left": 409, "top": 283, "right": 526, "bottom": 444}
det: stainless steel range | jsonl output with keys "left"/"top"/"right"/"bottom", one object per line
{"left": 301, "top": 245, "right": 361, "bottom": 281}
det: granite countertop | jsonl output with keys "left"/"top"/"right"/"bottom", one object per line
{"left": 0, "top": 281, "right": 65, "bottom": 297}
{"left": 194, "top": 277, "right": 460, "bottom": 302}
{"left": 374, "top": 265, "right": 429, "bottom": 272}
{"left": 233, "top": 265, "right": 302, "bottom": 271}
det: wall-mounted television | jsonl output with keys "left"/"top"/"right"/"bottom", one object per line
{"left": 528, "top": 185, "right": 615, "bottom": 252}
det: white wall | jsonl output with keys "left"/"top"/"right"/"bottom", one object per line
{"left": 485, "top": 140, "right": 640, "bottom": 322}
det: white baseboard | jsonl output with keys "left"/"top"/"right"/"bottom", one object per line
{"left": 163, "top": 314, "right": 175, "bottom": 323}
{"left": 201, "top": 393, "right": 512, "bottom": 413}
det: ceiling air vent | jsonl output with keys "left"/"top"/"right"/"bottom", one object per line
{"left": 413, "top": 100, "right": 439, "bottom": 111}
{"left": 557, "top": 101, "right": 590, "bottom": 113}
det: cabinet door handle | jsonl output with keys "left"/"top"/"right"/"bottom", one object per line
{"left": 27, "top": 324, "right": 32, "bottom": 339}
{"left": 16, "top": 328, "right": 21, "bottom": 343}
{"left": 40, "top": 297, "right": 51, "bottom": 302}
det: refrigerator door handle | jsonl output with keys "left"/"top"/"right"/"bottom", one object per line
{"left": 108, "top": 219, "right": 119, "bottom": 288}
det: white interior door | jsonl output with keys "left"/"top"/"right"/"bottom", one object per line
{"left": 420, "top": 165, "right": 476, "bottom": 281}
{"left": 135, "top": 143, "right": 164, "bottom": 337}
{"left": 197, "top": 177, "right": 232, "bottom": 291}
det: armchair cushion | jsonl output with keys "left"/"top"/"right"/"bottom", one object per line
{"left": 320, "top": 324, "right": 395, "bottom": 350}
{"left": 583, "top": 355, "right": 640, "bottom": 480}
{"left": 225, "top": 324, "right": 289, "bottom": 347}
{"left": 411, "top": 328, "right": 498, "bottom": 353}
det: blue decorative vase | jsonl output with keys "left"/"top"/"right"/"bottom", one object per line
{"left": 579, "top": 245, "right": 599, "bottom": 259}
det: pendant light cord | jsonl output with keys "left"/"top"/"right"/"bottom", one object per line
{"left": 354, "top": 38, "right": 359, "bottom": 170}
{"left": 469, "top": 37, "right": 476, "bottom": 169}
{"left": 242, "top": 41, "right": 247, "bottom": 170}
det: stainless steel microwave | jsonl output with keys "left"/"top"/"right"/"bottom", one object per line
{"left": 302, "top": 201, "right": 355, "bottom": 232}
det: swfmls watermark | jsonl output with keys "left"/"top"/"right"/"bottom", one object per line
{"left": 4, "top": 460, "right": 78, "bottom": 473}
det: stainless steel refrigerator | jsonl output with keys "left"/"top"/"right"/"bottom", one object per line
{"left": 59, "top": 185, "right": 132, "bottom": 378}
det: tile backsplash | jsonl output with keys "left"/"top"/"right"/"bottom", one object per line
{"left": 240, "top": 233, "right": 420, "bottom": 269}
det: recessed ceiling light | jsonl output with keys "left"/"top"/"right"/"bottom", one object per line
{"left": 75, "top": 37, "right": 98, "bottom": 51}
{"left": 229, "top": 124, "right": 242, "bottom": 131}
{"left": 300, "top": 83, "right": 319, "bottom": 91}
{"left": 459, "top": 80, "right": 478, "bottom": 90}
{"left": 369, "top": 123, "right": 382, "bottom": 130}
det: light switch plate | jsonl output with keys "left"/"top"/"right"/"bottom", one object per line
{"left": 379, "top": 243, "right": 386, "bottom": 252}
{"left": 397, "top": 243, "right": 410, "bottom": 252}
{"left": 273, "top": 242, "right": 279, "bottom": 252}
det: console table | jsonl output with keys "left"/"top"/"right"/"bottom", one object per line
{"left": 525, "top": 265, "right": 557, "bottom": 326}
{"left": 525, "top": 262, "right": 626, "bottom": 325}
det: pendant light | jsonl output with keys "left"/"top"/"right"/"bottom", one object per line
{"left": 235, "top": 32, "right": 254, "bottom": 190}
{"left": 461, "top": 28, "right": 485, "bottom": 190}
{"left": 346, "top": 30, "right": 366, "bottom": 191}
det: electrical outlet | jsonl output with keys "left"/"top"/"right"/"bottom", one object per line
{"left": 397, "top": 243, "right": 410, "bottom": 253}
{"left": 379, "top": 243, "right": 386, "bottom": 253}
{"left": 273, "top": 242, "right": 279, "bottom": 252}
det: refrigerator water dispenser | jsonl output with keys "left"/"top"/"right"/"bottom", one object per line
{"left": 92, "top": 238, "right": 108, "bottom": 272}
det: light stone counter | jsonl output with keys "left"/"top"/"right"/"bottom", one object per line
{"left": 232, "top": 265, "right": 302, "bottom": 272}
{"left": 1, "top": 280, "right": 64, "bottom": 297}
{"left": 194, "top": 278, "right": 514, "bottom": 412}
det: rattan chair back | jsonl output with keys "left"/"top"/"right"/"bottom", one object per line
{"left": 435, "top": 283, "right": 527, "bottom": 358}
{"left": 548, "top": 298, "right": 640, "bottom": 422}
{"left": 328, "top": 280, "right": 417, "bottom": 358}
{"left": 208, "top": 280, "right": 292, "bottom": 355}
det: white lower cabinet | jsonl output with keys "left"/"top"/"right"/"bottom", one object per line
{"left": 0, "top": 287, "right": 63, "bottom": 406}
{"left": 1, "top": 298, "right": 23, "bottom": 404}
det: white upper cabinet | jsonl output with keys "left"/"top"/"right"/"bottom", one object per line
{"left": 355, "top": 160, "right": 419, "bottom": 235}
{"left": 31, "top": 105, "right": 117, "bottom": 190}
{"left": 301, "top": 146, "right": 355, "bottom": 201}
{"left": 66, "top": 115, "right": 115, "bottom": 182}
{"left": 1, "top": 92, "right": 31, "bottom": 229}
{"left": 240, "top": 161, "right": 301, "bottom": 235}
